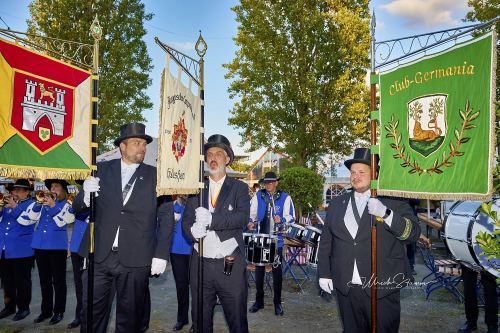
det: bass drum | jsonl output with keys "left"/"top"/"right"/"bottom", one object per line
{"left": 443, "top": 199, "right": 500, "bottom": 277}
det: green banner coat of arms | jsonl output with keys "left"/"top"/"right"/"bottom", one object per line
{"left": 377, "top": 32, "right": 496, "bottom": 200}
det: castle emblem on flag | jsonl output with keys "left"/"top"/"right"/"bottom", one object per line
{"left": 171, "top": 117, "right": 188, "bottom": 162}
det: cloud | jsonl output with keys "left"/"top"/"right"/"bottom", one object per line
{"left": 168, "top": 41, "right": 195, "bottom": 52}
{"left": 380, "top": 0, "right": 469, "bottom": 28}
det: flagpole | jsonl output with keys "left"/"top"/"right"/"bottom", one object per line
{"left": 369, "top": 11, "right": 378, "bottom": 333}
{"left": 87, "top": 16, "right": 102, "bottom": 333}
{"left": 195, "top": 32, "right": 207, "bottom": 333}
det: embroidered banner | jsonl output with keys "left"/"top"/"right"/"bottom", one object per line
{"left": 0, "top": 37, "right": 92, "bottom": 179}
{"left": 378, "top": 32, "right": 496, "bottom": 200}
{"left": 157, "top": 54, "right": 201, "bottom": 195}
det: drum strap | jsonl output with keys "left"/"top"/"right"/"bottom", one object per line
{"left": 350, "top": 191, "right": 361, "bottom": 226}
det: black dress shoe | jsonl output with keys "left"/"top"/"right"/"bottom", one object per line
{"left": 487, "top": 326, "right": 498, "bottom": 333}
{"left": 249, "top": 303, "right": 264, "bottom": 313}
{"left": 0, "top": 307, "right": 16, "bottom": 319}
{"left": 68, "top": 318, "right": 81, "bottom": 329}
{"left": 12, "top": 309, "right": 30, "bottom": 321}
{"left": 274, "top": 303, "right": 284, "bottom": 316}
{"left": 34, "top": 312, "right": 52, "bottom": 323}
{"left": 173, "top": 321, "right": 188, "bottom": 331}
{"left": 49, "top": 312, "right": 64, "bottom": 325}
{"left": 458, "top": 321, "right": 477, "bottom": 333}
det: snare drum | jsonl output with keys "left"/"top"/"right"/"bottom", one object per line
{"left": 245, "top": 233, "right": 277, "bottom": 266}
{"left": 302, "top": 225, "right": 322, "bottom": 247}
{"left": 284, "top": 224, "right": 306, "bottom": 247}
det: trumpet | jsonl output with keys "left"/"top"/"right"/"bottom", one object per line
{"left": 66, "top": 193, "right": 75, "bottom": 205}
{"left": 0, "top": 193, "right": 13, "bottom": 207}
{"left": 35, "top": 190, "right": 57, "bottom": 204}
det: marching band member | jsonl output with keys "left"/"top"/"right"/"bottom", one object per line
{"left": 67, "top": 185, "right": 89, "bottom": 330}
{"left": 317, "top": 148, "right": 420, "bottom": 333}
{"left": 0, "top": 179, "right": 36, "bottom": 321}
{"left": 169, "top": 195, "right": 192, "bottom": 331}
{"left": 247, "top": 171, "right": 295, "bottom": 316}
{"left": 72, "top": 123, "right": 173, "bottom": 333}
{"left": 31, "top": 179, "right": 74, "bottom": 325}
{"left": 183, "top": 134, "right": 250, "bottom": 333}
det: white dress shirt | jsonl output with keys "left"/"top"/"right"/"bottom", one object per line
{"left": 199, "top": 175, "right": 226, "bottom": 258}
{"left": 112, "top": 159, "right": 140, "bottom": 249}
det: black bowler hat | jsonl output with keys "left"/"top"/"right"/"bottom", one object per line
{"left": 11, "top": 179, "right": 32, "bottom": 190}
{"left": 113, "top": 123, "right": 153, "bottom": 147}
{"left": 261, "top": 171, "right": 280, "bottom": 183}
{"left": 204, "top": 134, "right": 234, "bottom": 165}
{"left": 344, "top": 147, "right": 379, "bottom": 170}
{"left": 45, "top": 179, "right": 69, "bottom": 193}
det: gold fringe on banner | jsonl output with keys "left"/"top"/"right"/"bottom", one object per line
{"left": 377, "top": 189, "right": 492, "bottom": 201}
{"left": 156, "top": 187, "right": 200, "bottom": 196}
{"left": 0, "top": 167, "right": 91, "bottom": 180}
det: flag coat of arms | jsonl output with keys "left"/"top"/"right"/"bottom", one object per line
{"left": 0, "top": 37, "right": 92, "bottom": 179}
{"left": 157, "top": 55, "right": 201, "bottom": 195}
{"left": 377, "top": 32, "right": 496, "bottom": 200}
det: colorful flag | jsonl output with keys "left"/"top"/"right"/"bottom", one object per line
{"left": 0, "top": 37, "right": 93, "bottom": 179}
{"left": 157, "top": 54, "right": 201, "bottom": 195}
{"left": 377, "top": 32, "right": 496, "bottom": 200}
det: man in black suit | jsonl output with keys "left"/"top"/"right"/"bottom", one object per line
{"left": 317, "top": 148, "right": 420, "bottom": 333}
{"left": 72, "top": 123, "right": 173, "bottom": 333}
{"left": 183, "top": 134, "right": 250, "bottom": 333}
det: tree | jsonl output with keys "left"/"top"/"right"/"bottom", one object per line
{"left": 224, "top": 0, "right": 371, "bottom": 168}
{"left": 27, "top": 0, "right": 153, "bottom": 152}
{"left": 278, "top": 167, "right": 323, "bottom": 218}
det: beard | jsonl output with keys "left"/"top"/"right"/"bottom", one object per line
{"left": 208, "top": 163, "right": 225, "bottom": 177}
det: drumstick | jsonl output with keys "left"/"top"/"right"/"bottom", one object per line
{"left": 308, "top": 203, "right": 325, "bottom": 225}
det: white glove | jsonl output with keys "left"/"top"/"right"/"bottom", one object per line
{"left": 367, "top": 198, "right": 387, "bottom": 218}
{"left": 83, "top": 176, "right": 100, "bottom": 207}
{"left": 319, "top": 278, "right": 333, "bottom": 294}
{"left": 174, "top": 212, "right": 181, "bottom": 222}
{"left": 151, "top": 257, "right": 167, "bottom": 276}
{"left": 191, "top": 222, "right": 207, "bottom": 239}
{"left": 195, "top": 207, "right": 212, "bottom": 227}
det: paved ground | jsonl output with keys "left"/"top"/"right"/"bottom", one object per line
{"left": 0, "top": 247, "right": 491, "bottom": 333}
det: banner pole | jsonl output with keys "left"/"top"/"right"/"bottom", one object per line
{"left": 196, "top": 32, "right": 207, "bottom": 333}
{"left": 369, "top": 11, "right": 378, "bottom": 333}
{"left": 87, "top": 16, "right": 102, "bottom": 333}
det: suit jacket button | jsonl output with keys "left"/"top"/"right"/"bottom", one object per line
{"left": 121, "top": 212, "right": 124, "bottom": 215}
{"left": 353, "top": 242, "right": 357, "bottom": 246}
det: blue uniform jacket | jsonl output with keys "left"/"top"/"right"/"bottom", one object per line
{"left": 0, "top": 198, "right": 36, "bottom": 258}
{"left": 170, "top": 201, "right": 192, "bottom": 255}
{"left": 31, "top": 200, "right": 69, "bottom": 251}
{"left": 70, "top": 213, "right": 89, "bottom": 254}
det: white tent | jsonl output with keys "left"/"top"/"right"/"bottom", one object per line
{"left": 97, "top": 137, "right": 246, "bottom": 178}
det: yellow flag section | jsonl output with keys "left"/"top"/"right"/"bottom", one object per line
{"left": 157, "top": 54, "right": 201, "bottom": 195}
{"left": 0, "top": 37, "right": 92, "bottom": 180}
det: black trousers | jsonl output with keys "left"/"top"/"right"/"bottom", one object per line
{"left": 171, "top": 253, "right": 191, "bottom": 324}
{"left": 71, "top": 253, "right": 84, "bottom": 321}
{"left": 336, "top": 286, "right": 400, "bottom": 333}
{"left": 254, "top": 247, "right": 283, "bottom": 305}
{"left": 461, "top": 264, "right": 498, "bottom": 328}
{"left": 35, "top": 249, "right": 67, "bottom": 314}
{"left": 80, "top": 251, "right": 150, "bottom": 333}
{"left": 0, "top": 252, "right": 34, "bottom": 311}
{"left": 190, "top": 252, "right": 248, "bottom": 333}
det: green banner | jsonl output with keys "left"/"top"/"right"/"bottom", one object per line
{"left": 378, "top": 32, "right": 496, "bottom": 200}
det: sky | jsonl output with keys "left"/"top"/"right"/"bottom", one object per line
{"left": 0, "top": 0, "right": 472, "bottom": 171}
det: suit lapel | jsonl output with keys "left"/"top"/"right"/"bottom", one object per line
{"left": 214, "top": 177, "right": 231, "bottom": 212}
{"left": 336, "top": 194, "right": 354, "bottom": 240}
{"left": 124, "top": 163, "right": 144, "bottom": 207}
{"left": 110, "top": 159, "right": 123, "bottom": 205}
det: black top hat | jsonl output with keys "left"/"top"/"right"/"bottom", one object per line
{"left": 44, "top": 179, "right": 70, "bottom": 193}
{"left": 204, "top": 134, "right": 234, "bottom": 165}
{"left": 114, "top": 123, "right": 153, "bottom": 147}
{"left": 261, "top": 171, "right": 280, "bottom": 183}
{"left": 344, "top": 147, "right": 379, "bottom": 170}
{"left": 11, "top": 179, "right": 32, "bottom": 191}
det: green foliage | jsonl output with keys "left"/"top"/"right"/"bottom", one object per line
{"left": 26, "top": 0, "right": 153, "bottom": 152}
{"left": 477, "top": 201, "right": 500, "bottom": 279}
{"left": 225, "top": 0, "right": 371, "bottom": 167}
{"left": 230, "top": 161, "right": 252, "bottom": 173}
{"left": 278, "top": 166, "right": 323, "bottom": 218}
